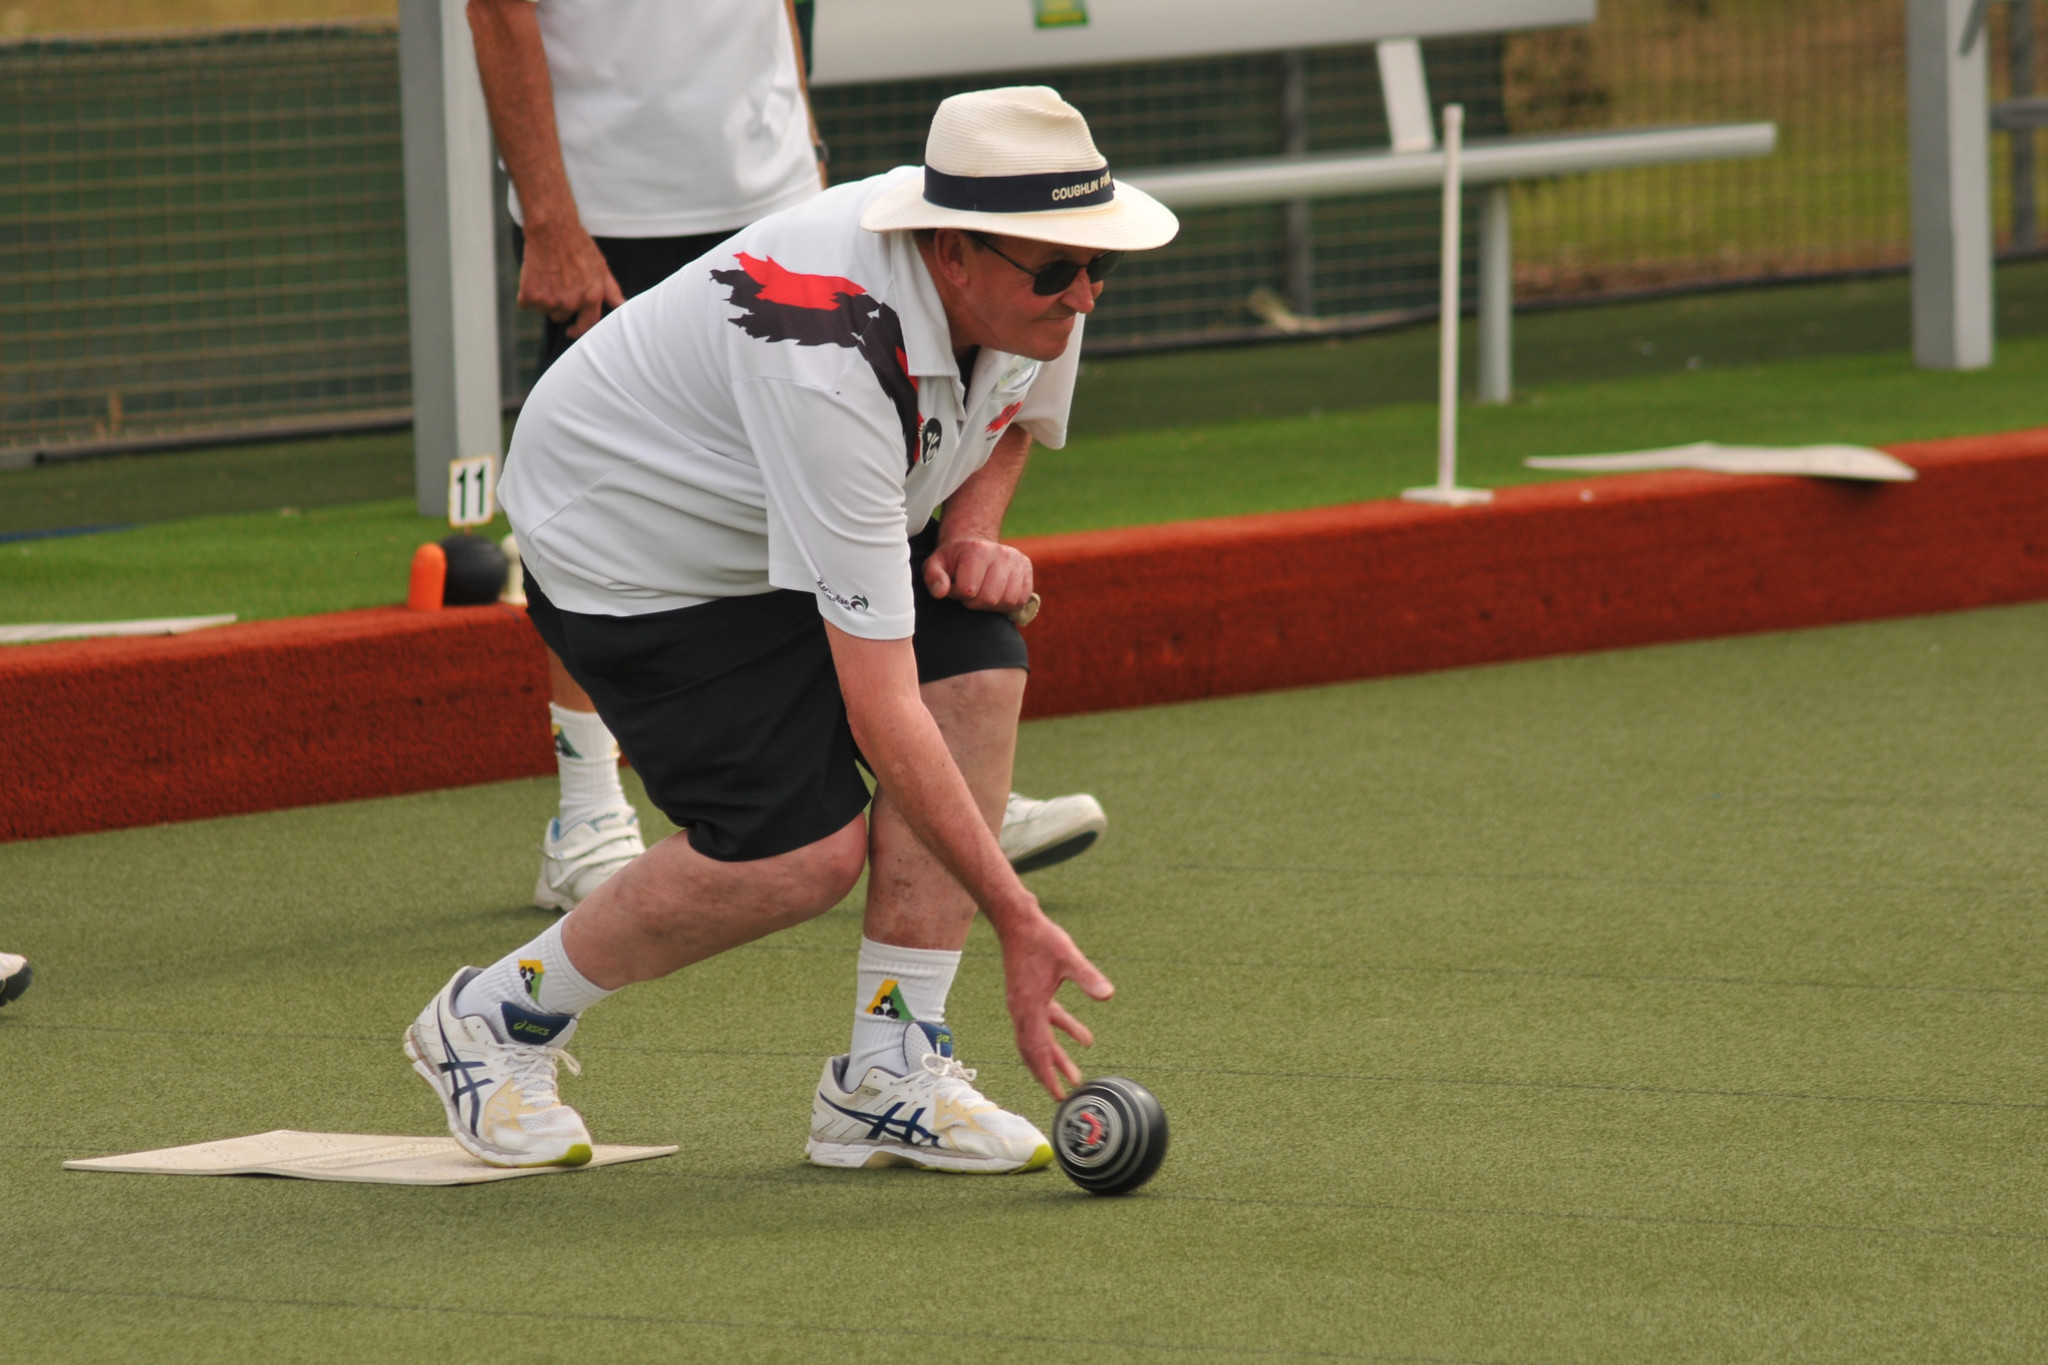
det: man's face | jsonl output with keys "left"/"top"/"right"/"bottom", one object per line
{"left": 932, "top": 230, "right": 1108, "bottom": 361}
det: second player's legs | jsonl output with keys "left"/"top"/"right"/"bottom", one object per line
{"left": 547, "top": 650, "right": 597, "bottom": 712}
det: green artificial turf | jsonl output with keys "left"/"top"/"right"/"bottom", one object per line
{"left": 6, "top": 600, "right": 2047, "bottom": 1361}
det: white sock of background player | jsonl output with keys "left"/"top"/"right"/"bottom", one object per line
{"left": 846, "top": 937, "right": 961, "bottom": 1080}
{"left": 550, "top": 703, "right": 629, "bottom": 828}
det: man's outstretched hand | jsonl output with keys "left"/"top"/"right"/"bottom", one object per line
{"left": 998, "top": 910, "right": 1114, "bottom": 1099}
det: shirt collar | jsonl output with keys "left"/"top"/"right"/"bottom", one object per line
{"left": 883, "top": 227, "right": 967, "bottom": 387}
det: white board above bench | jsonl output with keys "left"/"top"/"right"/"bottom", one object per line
{"left": 807, "top": 0, "right": 1595, "bottom": 87}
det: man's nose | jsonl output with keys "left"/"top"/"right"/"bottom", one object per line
{"left": 1059, "top": 273, "right": 1102, "bottom": 314}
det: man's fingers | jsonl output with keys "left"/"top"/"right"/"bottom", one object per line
{"left": 1025, "top": 1037, "right": 1069, "bottom": 1100}
{"left": 1049, "top": 1000, "right": 1094, "bottom": 1049}
{"left": 1071, "top": 960, "right": 1115, "bottom": 1001}
{"left": 922, "top": 556, "right": 951, "bottom": 598}
{"left": 567, "top": 294, "right": 605, "bottom": 339}
{"left": 953, "top": 552, "right": 988, "bottom": 601}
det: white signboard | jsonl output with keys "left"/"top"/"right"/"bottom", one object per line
{"left": 446, "top": 454, "right": 497, "bottom": 528}
{"left": 808, "top": 0, "right": 1595, "bottom": 87}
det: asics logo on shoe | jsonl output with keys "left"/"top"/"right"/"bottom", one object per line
{"left": 819, "top": 1095, "right": 940, "bottom": 1147}
{"left": 435, "top": 1020, "right": 495, "bottom": 1132}
{"left": 518, "top": 958, "right": 545, "bottom": 1002}
{"left": 866, "top": 980, "right": 914, "bottom": 1020}
{"left": 499, "top": 1003, "right": 572, "bottom": 1044}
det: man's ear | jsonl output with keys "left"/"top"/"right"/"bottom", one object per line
{"left": 927, "top": 229, "right": 974, "bottom": 289}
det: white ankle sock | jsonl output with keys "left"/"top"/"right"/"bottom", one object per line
{"left": 455, "top": 920, "right": 615, "bottom": 1024}
{"left": 552, "top": 703, "right": 627, "bottom": 826}
{"left": 847, "top": 937, "right": 961, "bottom": 1079}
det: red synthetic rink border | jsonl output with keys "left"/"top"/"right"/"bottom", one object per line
{"left": 6, "top": 427, "right": 2047, "bottom": 842}
{"left": 1014, "top": 426, "right": 2048, "bottom": 718}
{"left": 4, "top": 605, "right": 551, "bottom": 843}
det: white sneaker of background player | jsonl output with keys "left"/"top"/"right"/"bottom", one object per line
{"left": 807, "top": 1020, "right": 1053, "bottom": 1173}
{"left": 1000, "top": 792, "right": 1107, "bottom": 874}
{"left": 0, "top": 951, "right": 31, "bottom": 1007}
{"left": 534, "top": 804, "right": 645, "bottom": 912}
{"left": 404, "top": 966, "right": 594, "bottom": 1168}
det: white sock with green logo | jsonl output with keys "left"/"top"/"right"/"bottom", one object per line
{"left": 552, "top": 703, "right": 628, "bottom": 828}
{"left": 454, "top": 920, "right": 615, "bottom": 1025}
{"left": 846, "top": 937, "right": 961, "bottom": 1081}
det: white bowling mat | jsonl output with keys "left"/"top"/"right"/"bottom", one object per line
{"left": 0, "top": 614, "right": 238, "bottom": 644}
{"left": 1525, "top": 442, "right": 1917, "bottom": 482}
{"left": 64, "top": 1130, "right": 677, "bottom": 1186}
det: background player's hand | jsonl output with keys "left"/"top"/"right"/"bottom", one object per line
{"left": 996, "top": 908, "right": 1114, "bottom": 1098}
{"left": 924, "top": 537, "right": 1034, "bottom": 614}
{"left": 518, "top": 221, "right": 625, "bottom": 339}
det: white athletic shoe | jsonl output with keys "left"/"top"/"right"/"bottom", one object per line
{"left": 1000, "top": 792, "right": 1107, "bottom": 874}
{"left": 807, "top": 1020, "right": 1054, "bottom": 1174}
{"left": 534, "top": 804, "right": 645, "bottom": 913}
{"left": 0, "top": 952, "right": 31, "bottom": 1007}
{"left": 404, "top": 967, "right": 594, "bottom": 1169}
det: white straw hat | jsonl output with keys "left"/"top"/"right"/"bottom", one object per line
{"left": 860, "top": 86, "right": 1179, "bottom": 252}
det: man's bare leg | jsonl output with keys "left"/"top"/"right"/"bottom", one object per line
{"left": 808, "top": 666, "right": 1059, "bottom": 1172}
{"left": 560, "top": 816, "right": 868, "bottom": 987}
{"left": 841, "top": 667, "right": 1021, "bottom": 1070}
{"left": 862, "top": 667, "right": 1025, "bottom": 952}
{"left": 411, "top": 814, "right": 866, "bottom": 1169}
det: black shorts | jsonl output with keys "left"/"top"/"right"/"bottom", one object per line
{"left": 523, "top": 523, "right": 1028, "bottom": 863}
{"left": 511, "top": 226, "right": 735, "bottom": 380}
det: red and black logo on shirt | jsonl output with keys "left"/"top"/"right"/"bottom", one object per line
{"left": 712, "top": 254, "right": 924, "bottom": 473}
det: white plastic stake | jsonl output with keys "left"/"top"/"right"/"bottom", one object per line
{"left": 1404, "top": 105, "right": 1492, "bottom": 508}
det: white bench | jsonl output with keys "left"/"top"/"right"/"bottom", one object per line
{"left": 809, "top": 0, "right": 1776, "bottom": 405}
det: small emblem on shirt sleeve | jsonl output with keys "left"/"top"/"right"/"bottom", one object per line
{"left": 815, "top": 575, "right": 870, "bottom": 613}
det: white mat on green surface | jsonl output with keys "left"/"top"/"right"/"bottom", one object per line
{"left": 0, "top": 614, "right": 238, "bottom": 644}
{"left": 1525, "top": 442, "right": 1917, "bottom": 481}
{"left": 63, "top": 1130, "right": 676, "bottom": 1186}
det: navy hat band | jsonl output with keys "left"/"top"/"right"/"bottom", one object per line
{"left": 923, "top": 164, "right": 1114, "bottom": 213}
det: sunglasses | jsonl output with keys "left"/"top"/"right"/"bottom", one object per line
{"left": 968, "top": 231, "right": 1125, "bottom": 296}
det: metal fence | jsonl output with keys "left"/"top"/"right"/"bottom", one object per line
{"left": 2, "top": 2, "right": 2044, "bottom": 460}
{"left": 0, "top": 26, "right": 411, "bottom": 459}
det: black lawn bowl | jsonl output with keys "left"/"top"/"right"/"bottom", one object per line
{"left": 439, "top": 533, "right": 510, "bottom": 606}
{"left": 1052, "top": 1076, "right": 1168, "bottom": 1196}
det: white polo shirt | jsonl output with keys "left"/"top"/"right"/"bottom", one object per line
{"left": 502, "top": 167, "right": 1082, "bottom": 642}
{"left": 510, "top": 0, "right": 820, "bottom": 237}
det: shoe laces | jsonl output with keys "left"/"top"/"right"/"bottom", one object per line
{"left": 918, "top": 1051, "right": 991, "bottom": 1107}
{"left": 498, "top": 1041, "right": 582, "bottom": 1106}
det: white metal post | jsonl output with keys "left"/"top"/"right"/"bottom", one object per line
{"left": 1403, "top": 105, "right": 1492, "bottom": 508}
{"left": 399, "top": 0, "right": 503, "bottom": 517}
{"left": 1478, "top": 183, "right": 1513, "bottom": 404}
{"left": 1908, "top": 0, "right": 1995, "bottom": 370}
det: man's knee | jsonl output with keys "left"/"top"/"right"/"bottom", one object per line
{"left": 921, "top": 667, "right": 1025, "bottom": 728}
{"left": 789, "top": 816, "right": 868, "bottom": 912}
